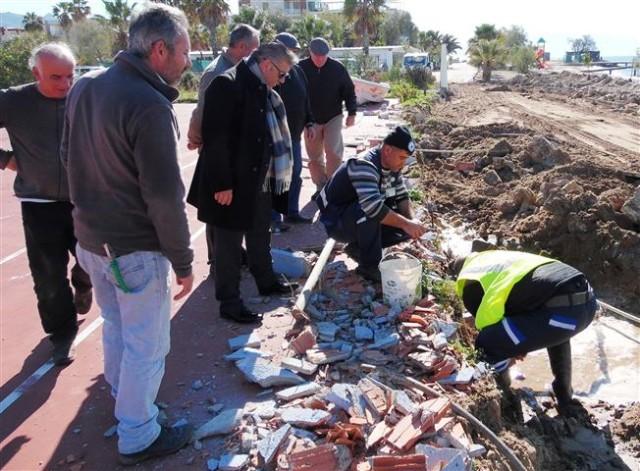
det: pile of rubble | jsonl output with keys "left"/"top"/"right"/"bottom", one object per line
{"left": 505, "top": 71, "right": 640, "bottom": 114}
{"left": 187, "top": 241, "right": 513, "bottom": 471}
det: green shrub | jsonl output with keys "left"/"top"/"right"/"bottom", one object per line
{"left": 404, "top": 67, "right": 435, "bottom": 90}
{"left": 180, "top": 71, "right": 198, "bottom": 91}
{"left": 0, "top": 32, "right": 47, "bottom": 88}
{"left": 389, "top": 80, "right": 421, "bottom": 102}
{"left": 510, "top": 45, "right": 536, "bottom": 74}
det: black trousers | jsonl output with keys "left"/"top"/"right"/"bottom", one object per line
{"left": 21, "top": 201, "right": 91, "bottom": 341}
{"left": 213, "top": 191, "right": 278, "bottom": 313}
{"left": 322, "top": 201, "right": 410, "bottom": 268}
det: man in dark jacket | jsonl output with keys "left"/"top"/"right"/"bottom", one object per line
{"left": 299, "top": 37, "right": 357, "bottom": 192}
{"left": 274, "top": 32, "right": 315, "bottom": 224}
{"left": 62, "top": 5, "right": 194, "bottom": 464}
{"left": 0, "top": 43, "right": 92, "bottom": 366}
{"left": 316, "top": 126, "right": 427, "bottom": 282}
{"left": 188, "top": 42, "right": 297, "bottom": 323}
{"left": 452, "top": 250, "right": 597, "bottom": 415}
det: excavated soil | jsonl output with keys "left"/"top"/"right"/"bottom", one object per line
{"left": 407, "top": 82, "right": 640, "bottom": 313}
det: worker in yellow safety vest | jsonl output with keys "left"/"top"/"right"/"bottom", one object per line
{"left": 451, "top": 249, "right": 597, "bottom": 415}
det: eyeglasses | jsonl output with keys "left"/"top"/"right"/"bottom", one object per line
{"left": 269, "top": 60, "right": 289, "bottom": 80}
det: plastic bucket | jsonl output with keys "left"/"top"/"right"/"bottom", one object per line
{"left": 379, "top": 252, "right": 422, "bottom": 308}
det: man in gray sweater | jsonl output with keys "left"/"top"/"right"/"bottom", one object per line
{"left": 0, "top": 42, "right": 92, "bottom": 367}
{"left": 62, "top": 4, "right": 194, "bottom": 465}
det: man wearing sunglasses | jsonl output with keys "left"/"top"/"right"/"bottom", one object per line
{"left": 188, "top": 42, "right": 298, "bottom": 324}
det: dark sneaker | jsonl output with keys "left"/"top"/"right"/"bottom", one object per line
{"left": 52, "top": 335, "right": 76, "bottom": 366}
{"left": 284, "top": 214, "right": 313, "bottom": 224}
{"left": 220, "top": 305, "right": 262, "bottom": 324}
{"left": 119, "top": 423, "right": 193, "bottom": 466}
{"left": 258, "top": 280, "right": 299, "bottom": 296}
{"left": 271, "top": 221, "right": 291, "bottom": 234}
{"left": 356, "top": 265, "right": 382, "bottom": 283}
{"left": 74, "top": 289, "right": 93, "bottom": 315}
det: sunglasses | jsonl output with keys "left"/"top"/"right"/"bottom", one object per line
{"left": 269, "top": 60, "right": 289, "bottom": 80}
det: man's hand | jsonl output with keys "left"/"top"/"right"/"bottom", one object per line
{"left": 5, "top": 156, "right": 17, "bottom": 171}
{"left": 186, "top": 139, "right": 201, "bottom": 151}
{"left": 304, "top": 125, "right": 316, "bottom": 141}
{"left": 402, "top": 219, "right": 428, "bottom": 239}
{"left": 345, "top": 115, "right": 356, "bottom": 127}
{"left": 214, "top": 189, "right": 233, "bottom": 206}
{"left": 174, "top": 273, "right": 194, "bottom": 300}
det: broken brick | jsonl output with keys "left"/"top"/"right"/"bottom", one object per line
{"left": 291, "top": 328, "right": 317, "bottom": 354}
{"left": 289, "top": 444, "right": 338, "bottom": 471}
{"left": 358, "top": 378, "right": 390, "bottom": 418}
{"left": 371, "top": 454, "right": 427, "bottom": 471}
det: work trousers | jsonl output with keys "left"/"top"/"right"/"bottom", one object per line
{"left": 304, "top": 114, "right": 344, "bottom": 189}
{"left": 21, "top": 201, "right": 91, "bottom": 342}
{"left": 213, "top": 191, "right": 279, "bottom": 313}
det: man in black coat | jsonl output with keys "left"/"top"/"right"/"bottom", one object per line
{"left": 188, "top": 42, "right": 297, "bottom": 323}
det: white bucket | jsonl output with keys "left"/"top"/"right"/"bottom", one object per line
{"left": 379, "top": 252, "right": 422, "bottom": 308}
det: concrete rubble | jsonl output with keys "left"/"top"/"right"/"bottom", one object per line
{"left": 182, "top": 235, "right": 504, "bottom": 470}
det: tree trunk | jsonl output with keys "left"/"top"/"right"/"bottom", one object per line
{"left": 482, "top": 65, "right": 492, "bottom": 82}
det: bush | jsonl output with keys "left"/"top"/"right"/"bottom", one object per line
{"left": 389, "top": 80, "right": 421, "bottom": 102}
{"left": 180, "top": 71, "right": 198, "bottom": 91}
{"left": 510, "top": 45, "right": 536, "bottom": 74}
{"left": 380, "top": 65, "right": 403, "bottom": 82}
{"left": 404, "top": 67, "right": 435, "bottom": 90}
{"left": 0, "top": 32, "right": 47, "bottom": 88}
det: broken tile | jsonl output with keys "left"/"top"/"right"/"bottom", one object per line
{"left": 228, "top": 332, "right": 262, "bottom": 350}
{"left": 438, "top": 366, "right": 475, "bottom": 385}
{"left": 444, "top": 422, "right": 472, "bottom": 451}
{"left": 370, "top": 454, "right": 426, "bottom": 470}
{"left": 281, "top": 357, "right": 319, "bottom": 375}
{"left": 358, "top": 378, "right": 389, "bottom": 418}
{"left": 365, "top": 420, "right": 392, "bottom": 449}
{"left": 235, "top": 357, "right": 305, "bottom": 388}
{"left": 291, "top": 328, "right": 317, "bottom": 354}
{"left": 219, "top": 454, "right": 249, "bottom": 471}
{"left": 306, "top": 347, "right": 351, "bottom": 365}
{"left": 325, "top": 384, "right": 367, "bottom": 416}
{"left": 415, "top": 444, "right": 466, "bottom": 471}
{"left": 281, "top": 407, "right": 332, "bottom": 428}
{"left": 386, "top": 403, "right": 439, "bottom": 451}
{"left": 432, "top": 332, "right": 448, "bottom": 350}
{"left": 276, "top": 382, "right": 322, "bottom": 402}
{"left": 469, "top": 443, "right": 487, "bottom": 457}
{"left": 206, "top": 458, "right": 219, "bottom": 471}
{"left": 355, "top": 326, "right": 374, "bottom": 341}
{"left": 289, "top": 444, "right": 338, "bottom": 470}
{"left": 194, "top": 408, "right": 243, "bottom": 440}
{"left": 257, "top": 423, "right": 292, "bottom": 464}
{"left": 317, "top": 322, "right": 340, "bottom": 341}
{"left": 224, "top": 347, "right": 272, "bottom": 361}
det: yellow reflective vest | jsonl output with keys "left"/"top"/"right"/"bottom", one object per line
{"left": 455, "top": 250, "right": 556, "bottom": 330}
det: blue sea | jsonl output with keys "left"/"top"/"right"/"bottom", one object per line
{"left": 600, "top": 55, "right": 638, "bottom": 78}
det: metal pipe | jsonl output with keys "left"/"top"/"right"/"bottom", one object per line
{"left": 391, "top": 375, "right": 529, "bottom": 471}
{"left": 597, "top": 300, "right": 640, "bottom": 326}
{"left": 293, "top": 238, "right": 336, "bottom": 315}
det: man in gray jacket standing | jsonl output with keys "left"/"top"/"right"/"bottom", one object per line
{"left": 0, "top": 42, "right": 92, "bottom": 367}
{"left": 62, "top": 4, "right": 194, "bottom": 465}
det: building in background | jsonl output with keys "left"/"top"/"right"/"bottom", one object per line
{"left": 238, "top": 0, "right": 326, "bottom": 16}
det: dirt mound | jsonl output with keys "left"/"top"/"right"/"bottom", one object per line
{"left": 508, "top": 71, "right": 640, "bottom": 114}
{"left": 412, "top": 114, "right": 640, "bottom": 312}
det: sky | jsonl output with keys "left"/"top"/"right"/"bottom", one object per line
{"left": 2, "top": 0, "right": 639, "bottom": 58}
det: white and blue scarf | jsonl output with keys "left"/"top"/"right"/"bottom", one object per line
{"left": 248, "top": 59, "right": 292, "bottom": 194}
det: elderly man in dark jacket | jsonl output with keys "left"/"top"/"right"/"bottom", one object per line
{"left": 188, "top": 42, "right": 297, "bottom": 323}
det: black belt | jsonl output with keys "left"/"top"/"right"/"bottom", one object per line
{"left": 545, "top": 287, "right": 594, "bottom": 308}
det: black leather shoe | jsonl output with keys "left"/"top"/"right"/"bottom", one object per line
{"left": 285, "top": 214, "right": 313, "bottom": 224}
{"left": 119, "top": 423, "right": 193, "bottom": 466}
{"left": 220, "top": 305, "right": 262, "bottom": 324}
{"left": 344, "top": 243, "right": 360, "bottom": 263}
{"left": 356, "top": 265, "right": 382, "bottom": 283}
{"left": 52, "top": 334, "right": 76, "bottom": 366}
{"left": 258, "top": 280, "right": 298, "bottom": 296}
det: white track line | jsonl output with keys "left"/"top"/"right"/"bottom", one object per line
{"left": 0, "top": 247, "right": 26, "bottom": 266}
{"left": 0, "top": 160, "right": 198, "bottom": 268}
{"left": 0, "top": 223, "right": 206, "bottom": 415}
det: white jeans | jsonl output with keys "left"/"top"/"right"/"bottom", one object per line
{"left": 76, "top": 245, "right": 171, "bottom": 454}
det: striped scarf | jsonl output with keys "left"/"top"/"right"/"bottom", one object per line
{"left": 248, "top": 59, "right": 292, "bottom": 194}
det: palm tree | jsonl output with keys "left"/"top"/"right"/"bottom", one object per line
{"left": 441, "top": 33, "right": 461, "bottom": 54}
{"left": 468, "top": 38, "right": 506, "bottom": 82}
{"left": 232, "top": 6, "right": 274, "bottom": 43}
{"left": 418, "top": 29, "right": 441, "bottom": 52}
{"left": 53, "top": 2, "right": 74, "bottom": 33}
{"left": 343, "top": 0, "right": 386, "bottom": 55}
{"left": 97, "top": 0, "right": 136, "bottom": 52}
{"left": 22, "top": 12, "right": 44, "bottom": 32}
{"left": 473, "top": 23, "right": 499, "bottom": 41}
{"left": 70, "top": 0, "right": 91, "bottom": 22}
{"left": 194, "top": 0, "right": 230, "bottom": 51}
{"left": 292, "top": 15, "right": 331, "bottom": 49}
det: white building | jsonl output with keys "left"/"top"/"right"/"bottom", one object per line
{"left": 0, "top": 27, "right": 23, "bottom": 42}
{"left": 238, "top": 0, "right": 326, "bottom": 17}
{"left": 330, "top": 45, "right": 420, "bottom": 69}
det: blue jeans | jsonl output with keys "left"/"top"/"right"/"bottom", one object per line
{"left": 76, "top": 245, "right": 171, "bottom": 454}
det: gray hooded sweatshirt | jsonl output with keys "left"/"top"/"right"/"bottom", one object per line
{"left": 61, "top": 51, "right": 193, "bottom": 277}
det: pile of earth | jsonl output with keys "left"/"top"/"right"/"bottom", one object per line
{"left": 502, "top": 71, "right": 640, "bottom": 114}
{"left": 409, "top": 118, "right": 640, "bottom": 312}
